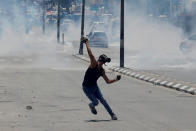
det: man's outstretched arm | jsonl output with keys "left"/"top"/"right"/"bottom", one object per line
{"left": 84, "top": 40, "right": 97, "bottom": 67}
{"left": 102, "top": 72, "right": 121, "bottom": 84}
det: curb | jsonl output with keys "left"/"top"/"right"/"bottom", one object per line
{"left": 74, "top": 54, "right": 196, "bottom": 95}
{"left": 109, "top": 66, "right": 196, "bottom": 95}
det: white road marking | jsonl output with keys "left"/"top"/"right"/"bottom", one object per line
{"left": 154, "top": 79, "right": 161, "bottom": 83}
{"left": 173, "top": 84, "right": 182, "bottom": 88}
{"left": 160, "top": 81, "right": 168, "bottom": 85}
{"left": 144, "top": 77, "right": 151, "bottom": 81}
{"left": 187, "top": 87, "right": 196, "bottom": 92}
{"left": 119, "top": 69, "right": 125, "bottom": 72}
{"left": 166, "top": 82, "right": 174, "bottom": 87}
{"left": 139, "top": 75, "right": 145, "bottom": 79}
{"left": 125, "top": 71, "right": 132, "bottom": 75}
{"left": 134, "top": 74, "right": 141, "bottom": 78}
{"left": 122, "top": 70, "right": 127, "bottom": 74}
{"left": 179, "top": 86, "right": 189, "bottom": 90}
{"left": 130, "top": 73, "right": 136, "bottom": 76}
{"left": 148, "top": 78, "right": 156, "bottom": 82}
{"left": 114, "top": 68, "right": 120, "bottom": 71}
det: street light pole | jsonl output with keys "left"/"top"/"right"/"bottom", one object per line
{"left": 170, "top": 0, "right": 173, "bottom": 19}
{"left": 120, "top": 0, "right": 124, "bottom": 67}
{"left": 79, "top": 0, "right": 85, "bottom": 55}
{"left": 24, "top": 0, "right": 29, "bottom": 34}
{"left": 57, "top": 0, "right": 60, "bottom": 43}
{"left": 42, "top": 0, "right": 45, "bottom": 35}
{"left": 66, "top": 0, "right": 70, "bottom": 14}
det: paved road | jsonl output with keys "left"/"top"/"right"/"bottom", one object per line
{"left": 0, "top": 45, "right": 196, "bottom": 131}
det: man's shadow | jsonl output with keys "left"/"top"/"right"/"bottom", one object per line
{"left": 85, "top": 119, "right": 111, "bottom": 122}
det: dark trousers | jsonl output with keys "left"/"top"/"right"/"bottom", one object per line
{"left": 83, "top": 85, "right": 114, "bottom": 116}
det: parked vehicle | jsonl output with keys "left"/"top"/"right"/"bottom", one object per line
{"left": 88, "top": 31, "right": 108, "bottom": 48}
{"left": 179, "top": 33, "right": 196, "bottom": 53}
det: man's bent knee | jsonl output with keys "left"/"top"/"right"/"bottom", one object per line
{"left": 92, "top": 99, "right": 99, "bottom": 106}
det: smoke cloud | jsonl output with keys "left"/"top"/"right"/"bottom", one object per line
{"left": 122, "top": 1, "right": 194, "bottom": 69}
{"left": 0, "top": 1, "right": 68, "bottom": 68}
{"left": 0, "top": 0, "right": 195, "bottom": 70}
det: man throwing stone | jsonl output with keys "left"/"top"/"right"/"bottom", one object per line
{"left": 81, "top": 37, "right": 121, "bottom": 120}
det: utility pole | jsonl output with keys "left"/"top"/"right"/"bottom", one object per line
{"left": 120, "top": 0, "right": 124, "bottom": 67}
{"left": 62, "top": 33, "right": 65, "bottom": 45}
{"left": 66, "top": 0, "right": 70, "bottom": 14}
{"left": 24, "top": 0, "right": 28, "bottom": 34}
{"left": 79, "top": 0, "right": 85, "bottom": 55}
{"left": 170, "top": 0, "right": 173, "bottom": 19}
{"left": 57, "top": 0, "right": 60, "bottom": 43}
{"left": 42, "top": 0, "right": 46, "bottom": 35}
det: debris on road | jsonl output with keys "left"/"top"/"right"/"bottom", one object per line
{"left": 26, "top": 105, "right": 33, "bottom": 110}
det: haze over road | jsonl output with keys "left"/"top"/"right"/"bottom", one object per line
{"left": 88, "top": 45, "right": 196, "bottom": 85}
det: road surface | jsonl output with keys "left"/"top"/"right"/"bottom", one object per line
{"left": 0, "top": 45, "right": 196, "bottom": 131}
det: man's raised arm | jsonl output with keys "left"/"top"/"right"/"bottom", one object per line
{"left": 83, "top": 38, "right": 96, "bottom": 66}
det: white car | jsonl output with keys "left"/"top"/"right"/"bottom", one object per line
{"left": 88, "top": 31, "right": 108, "bottom": 48}
{"left": 179, "top": 33, "right": 196, "bottom": 53}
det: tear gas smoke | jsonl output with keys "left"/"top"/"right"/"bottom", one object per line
{"left": 121, "top": 1, "right": 195, "bottom": 70}
{"left": 0, "top": 0, "right": 195, "bottom": 70}
{"left": 0, "top": 1, "right": 81, "bottom": 68}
